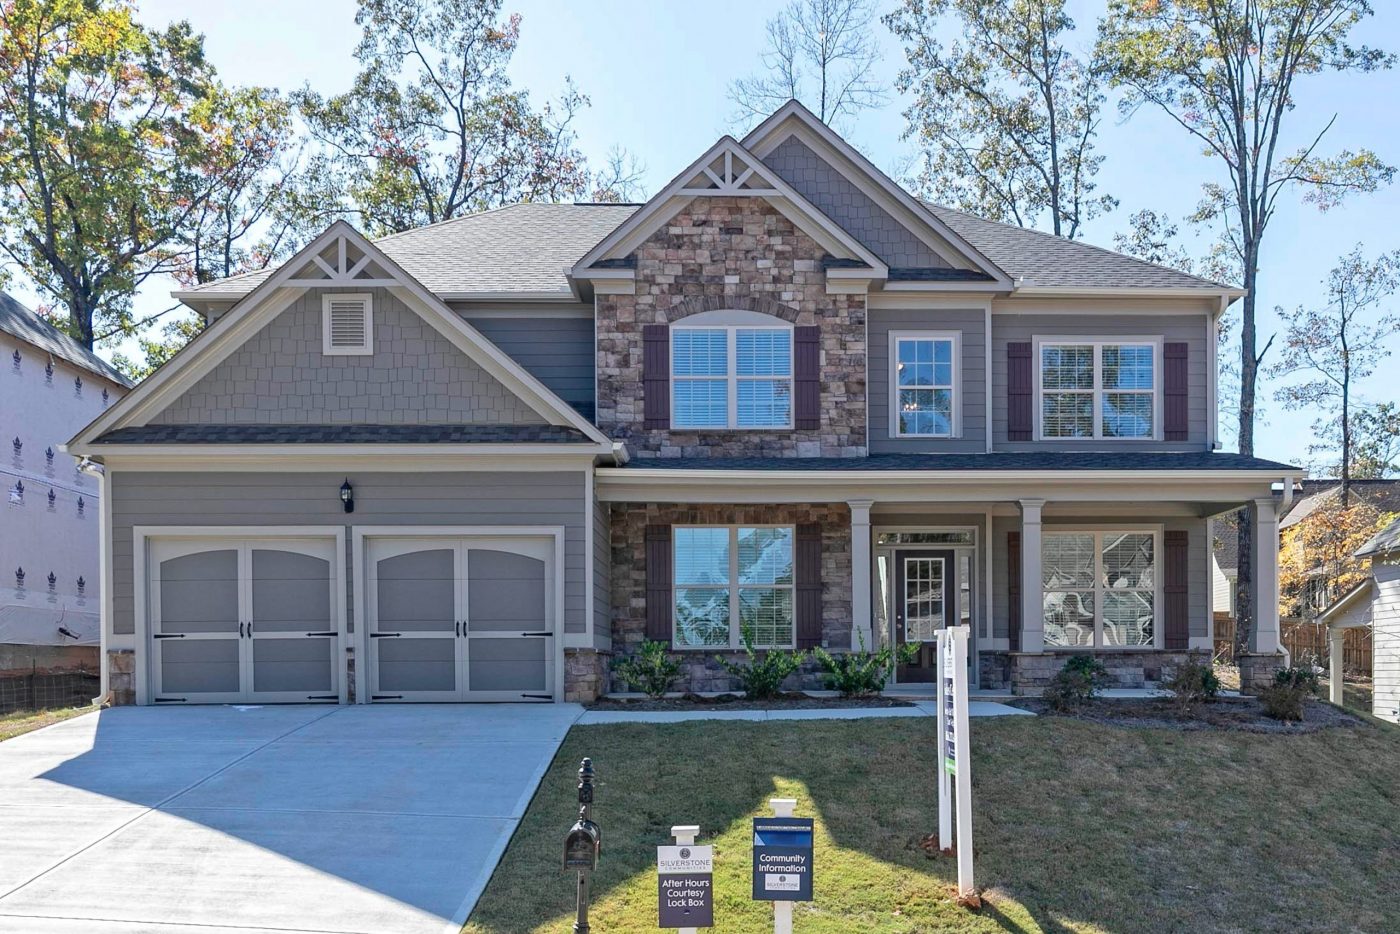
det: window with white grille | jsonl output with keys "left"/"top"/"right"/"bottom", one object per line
{"left": 322, "top": 294, "right": 373, "bottom": 355}
{"left": 1038, "top": 340, "right": 1158, "bottom": 439}
{"left": 671, "top": 326, "right": 793, "bottom": 429}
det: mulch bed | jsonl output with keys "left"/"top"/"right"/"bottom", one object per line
{"left": 588, "top": 691, "right": 914, "bottom": 711}
{"left": 1009, "top": 696, "right": 1364, "bottom": 733}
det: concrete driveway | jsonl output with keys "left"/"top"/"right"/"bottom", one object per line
{"left": 0, "top": 704, "right": 582, "bottom": 934}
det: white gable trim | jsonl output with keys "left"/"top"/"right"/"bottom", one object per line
{"left": 72, "top": 221, "right": 611, "bottom": 449}
{"left": 570, "top": 136, "right": 887, "bottom": 279}
{"left": 742, "top": 101, "right": 1011, "bottom": 287}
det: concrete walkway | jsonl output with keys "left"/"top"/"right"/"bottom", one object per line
{"left": 0, "top": 704, "right": 581, "bottom": 934}
{"left": 576, "top": 699, "right": 1032, "bottom": 724}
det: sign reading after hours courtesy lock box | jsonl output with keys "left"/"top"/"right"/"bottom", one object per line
{"left": 657, "top": 844, "right": 713, "bottom": 928}
{"left": 751, "top": 817, "right": 814, "bottom": 902}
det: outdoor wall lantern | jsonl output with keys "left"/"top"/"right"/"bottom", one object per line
{"left": 339, "top": 478, "right": 355, "bottom": 513}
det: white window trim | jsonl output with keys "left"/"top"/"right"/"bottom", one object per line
{"left": 321, "top": 293, "right": 374, "bottom": 356}
{"left": 1041, "top": 525, "right": 1164, "bottom": 651}
{"left": 888, "top": 330, "right": 961, "bottom": 439}
{"left": 1033, "top": 336, "right": 1162, "bottom": 441}
{"left": 672, "top": 524, "right": 797, "bottom": 650}
{"left": 671, "top": 323, "right": 794, "bottom": 430}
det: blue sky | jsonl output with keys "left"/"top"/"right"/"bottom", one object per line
{"left": 47, "top": 0, "right": 1400, "bottom": 465}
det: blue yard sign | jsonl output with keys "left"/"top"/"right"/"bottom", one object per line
{"left": 751, "top": 817, "right": 814, "bottom": 902}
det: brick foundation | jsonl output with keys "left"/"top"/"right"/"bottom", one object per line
{"left": 106, "top": 648, "right": 135, "bottom": 706}
{"left": 981, "top": 649, "right": 1214, "bottom": 695}
{"left": 609, "top": 502, "right": 851, "bottom": 693}
{"left": 565, "top": 648, "right": 612, "bottom": 702}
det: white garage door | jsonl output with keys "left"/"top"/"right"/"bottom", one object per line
{"left": 363, "top": 536, "right": 556, "bottom": 702}
{"left": 149, "top": 537, "right": 342, "bottom": 704}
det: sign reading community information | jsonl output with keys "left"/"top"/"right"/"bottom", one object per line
{"left": 751, "top": 816, "right": 814, "bottom": 902}
{"left": 657, "top": 844, "right": 713, "bottom": 928}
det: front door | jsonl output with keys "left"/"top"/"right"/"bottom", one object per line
{"left": 894, "top": 549, "right": 956, "bottom": 682}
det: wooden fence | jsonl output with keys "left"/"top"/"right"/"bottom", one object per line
{"left": 1213, "top": 613, "right": 1373, "bottom": 674}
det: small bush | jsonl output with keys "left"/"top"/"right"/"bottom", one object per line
{"left": 612, "top": 640, "right": 681, "bottom": 698}
{"left": 811, "top": 634, "right": 919, "bottom": 698}
{"left": 715, "top": 630, "right": 806, "bottom": 700}
{"left": 1258, "top": 665, "right": 1321, "bottom": 722}
{"left": 1042, "top": 654, "right": 1110, "bottom": 711}
{"left": 1165, "top": 661, "right": 1221, "bottom": 709}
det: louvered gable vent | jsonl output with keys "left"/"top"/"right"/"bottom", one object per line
{"left": 322, "top": 293, "right": 373, "bottom": 355}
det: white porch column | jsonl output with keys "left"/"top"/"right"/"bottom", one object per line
{"left": 1329, "top": 626, "right": 1346, "bottom": 705}
{"left": 849, "top": 500, "right": 874, "bottom": 651}
{"left": 1018, "top": 499, "right": 1045, "bottom": 653}
{"left": 1251, "top": 497, "right": 1281, "bottom": 654}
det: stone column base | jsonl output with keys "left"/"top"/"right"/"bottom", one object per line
{"left": 106, "top": 649, "right": 136, "bottom": 706}
{"left": 1236, "top": 652, "right": 1287, "bottom": 694}
{"left": 564, "top": 648, "right": 613, "bottom": 703}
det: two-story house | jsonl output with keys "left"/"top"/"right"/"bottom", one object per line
{"left": 66, "top": 102, "right": 1302, "bottom": 706}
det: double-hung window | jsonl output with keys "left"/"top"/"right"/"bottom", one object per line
{"left": 1039, "top": 340, "right": 1157, "bottom": 439}
{"left": 1042, "top": 530, "right": 1158, "bottom": 648}
{"left": 672, "top": 327, "right": 792, "bottom": 429}
{"left": 891, "top": 332, "right": 958, "bottom": 437}
{"left": 673, "top": 526, "right": 795, "bottom": 649}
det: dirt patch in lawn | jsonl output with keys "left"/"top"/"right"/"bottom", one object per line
{"left": 1010, "top": 696, "right": 1363, "bottom": 732}
{"left": 588, "top": 692, "right": 913, "bottom": 711}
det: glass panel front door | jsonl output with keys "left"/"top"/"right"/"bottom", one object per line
{"left": 893, "top": 548, "right": 957, "bottom": 683}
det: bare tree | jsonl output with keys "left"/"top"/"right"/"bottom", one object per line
{"left": 589, "top": 146, "right": 647, "bottom": 204}
{"left": 729, "top": 0, "right": 886, "bottom": 129}
{"left": 1272, "top": 246, "right": 1400, "bottom": 504}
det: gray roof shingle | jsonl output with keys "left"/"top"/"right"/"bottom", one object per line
{"left": 94, "top": 424, "right": 591, "bottom": 444}
{"left": 1357, "top": 515, "right": 1400, "bottom": 557}
{"left": 614, "top": 451, "right": 1297, "bottom": 472}
{"left": 0, "top": 292, "right": 133, "bottom": 387}
{"left": 183, "top": 203, "right": 640, "bottom": 299}
{"left": 182, "top": 193, "right": 1236, "bottom": 301}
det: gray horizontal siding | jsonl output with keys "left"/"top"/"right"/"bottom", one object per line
{"left": 991, "top": 515, "right": 1208, "bottom": 642}
{"left": 593, "top": 498, "right": 611, "bottom": 649}
{"left": 868, "top": 308, "right": 987, "bottom": 453}
{"left": 989, "top": 312, "right": 1211, "bottom": 451}
{"left": 154, "top": 288, "right": 544, "bottom": 426}
{"left": 462, "top": 314, "right": 596, "bottom": 418}
{"left": 109, "top": 471, "right": 589, "bottom": 637}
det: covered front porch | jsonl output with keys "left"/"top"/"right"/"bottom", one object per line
{"left": 596, "top": 456, "right": 1303, "bottom": 695}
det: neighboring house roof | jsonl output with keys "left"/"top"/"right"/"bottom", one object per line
{"left": 1279, "top": 479, "right": 1400, "bottom": 529}
{"left": 0, "top": 292, "right": 133, "bottom": 387}
{"left": 1212, "top": 510, "right": 1241, "bottom": 574}
{"left": 1357, "top": 515, "right": 1400, "bottom": 558}
{"left": 1318, "top": 578, "right": 1376, "bottom": 625}
{"left": 92, "top": 424, "right": 591, "bottom": 444}
{"left": 614, "top": 451, "right": 1297, "bottom": 472}
{"left": 922, "top": 204, "right": 1234, "bottom": 292}
{"left": 179, "top": 203, "right": 641, "bottom": 301}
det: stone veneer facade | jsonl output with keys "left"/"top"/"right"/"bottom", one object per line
{"left": 609, "top": 503, "right": 851, "bottom": 693}
{"left": 595, "top": 196, "right": 866, "bottom": 458}
{"left": 980, "top": 649, "right": 1215, "bottom": 695}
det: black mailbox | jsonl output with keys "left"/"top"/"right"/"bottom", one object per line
{"left": 563, "top": 819, "right": 601, "bottom": 872}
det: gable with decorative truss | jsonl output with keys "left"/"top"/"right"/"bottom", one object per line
{"left": 71, "top": 221, "right": 611, "bottom": 449}
{"left": 571, "top": 136, "right": 887, "bottom": 289}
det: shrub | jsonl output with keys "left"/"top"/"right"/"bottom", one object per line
{"left": 1258, "top": 665, "right": 1321, "bottom": 722}
{"left": 1164, "top": 661, "right": 1221, "bottom": 709}
{"left": 715, "top": 630, "right": 806, "bottom": 700}
{"left": 612, "top": 640, "right": 681, "bottom": 699}
{"left": 1042, "top": 654, "right": 1110, "bottom": 711}
{"left": 811, "top": 634, "right": 919, "bottom": 698}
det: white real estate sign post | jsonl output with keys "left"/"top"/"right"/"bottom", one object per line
{"left": 936, "top": 626, "right": 975, "bottom": 899}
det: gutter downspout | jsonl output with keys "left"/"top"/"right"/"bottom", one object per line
{"left": 76, "top": 456, "right": 109, "bottom": 706}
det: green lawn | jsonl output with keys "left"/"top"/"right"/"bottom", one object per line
{"left": 465, "top": 711, "right": 1400, "bottom": 934}
{"left": 0, "top": 705, "right": 93, "bottom": 742}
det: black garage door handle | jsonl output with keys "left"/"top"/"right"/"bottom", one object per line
{"left": 370, "top": 632, "right": 402, "bottom": 638}
{"left": 521, "top": 631, "right": 552, "bottom": 637}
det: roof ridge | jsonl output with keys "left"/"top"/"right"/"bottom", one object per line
{"left": 924, "top": 201, "right": 1237, "bottom": 290}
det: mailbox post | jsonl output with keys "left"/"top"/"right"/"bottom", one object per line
{"left": 562, "top": 758, "right": 601, "bottom": 933}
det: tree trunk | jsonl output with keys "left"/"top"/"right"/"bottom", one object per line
{"left": 1233, "top": 256, "right": 1259, "bottom": 660}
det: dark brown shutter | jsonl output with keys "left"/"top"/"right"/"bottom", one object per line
{"left": 645, "top": 524, "right": 673, "bottom": 646}
{"left": 1007, "top": 341, "right": 1033, "bottom": 441}
{"left": 643, "top": 324, "right": 670, "bottom": 429}
{"left": 1164, "top": 529, "right": 1189, "bottom": 650}
{"left": 794, "top": 326, "right": 821, "bottom": 430}
{"left": 1164, "top": 341, "right": 1189, "bottom": 441}
{"left": 795, "top": 523, "right": 822, "bottom": 648}
{"left": 1007, "top": 531, "right": 1022, "bottom": 651}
